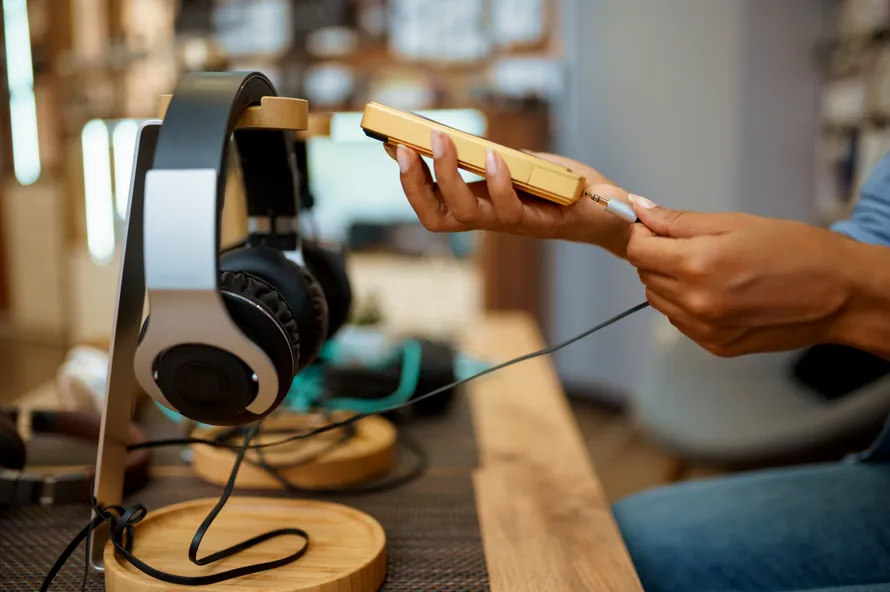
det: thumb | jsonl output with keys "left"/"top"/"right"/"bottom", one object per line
{"left": 629, "top": 195, "right": 727, "bottom": 238}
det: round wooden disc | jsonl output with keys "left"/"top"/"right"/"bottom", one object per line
{"left": 104, "top": 497, "right": 386, "bottom": 592}
{"left": 190, "top": 413, "right": 397, "bottom": 490}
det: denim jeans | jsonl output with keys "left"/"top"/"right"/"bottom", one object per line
{"left": 612, "top": 418, "right": 890, "bottom": 592}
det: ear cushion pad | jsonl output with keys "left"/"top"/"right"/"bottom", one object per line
{"left": 0, "top": 416, "right": 26, "bottom": 470}
{"left": 219, "top": 271, "right": 300, "bottom": 362}
{"left": 220, "top": 246, "right": 328, "bottom": 370}
{"left": 302, "top": 241, "right": 352, "bottom": 339}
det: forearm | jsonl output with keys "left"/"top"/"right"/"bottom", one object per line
{"left": 832, "top": 239, "right": 890, "bottom": 360}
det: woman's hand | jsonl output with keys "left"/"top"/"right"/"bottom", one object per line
{"left": 385, "top": 131, "right": 634, "bottom": 257}
{"left": 626, "top": 198, "right": 859, "bottom": 357}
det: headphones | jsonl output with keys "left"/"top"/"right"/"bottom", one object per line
{"left": 0, "top": 409, "right": 149, "bottom": 505}
{"left": 134, "top": 71, "right": 351, "bottom": 427}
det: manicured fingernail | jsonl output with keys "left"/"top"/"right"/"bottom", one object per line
{"left": 396, "top": 144, "right": 411, "bottom": 173}
{"left": 431, "top": 130, "right": 444, "bottom": 158}
{"left": 629, "top": 194, "right": 657, "bottom": 208}
{"left": 486, "top": 149, "right": 498, "bottom": 175}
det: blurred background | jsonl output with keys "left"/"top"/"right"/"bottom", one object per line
{"left": 2, "top": 0, "right": 889, "bottom": 498}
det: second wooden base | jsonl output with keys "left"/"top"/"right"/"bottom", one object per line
{"left": 104, "top": 497, "right": 386, "bottom": 591}
{"left": 190, "top": 413, "right": 397, "bottom": 490}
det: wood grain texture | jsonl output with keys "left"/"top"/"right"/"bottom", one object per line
{"left": 158, "top": 94, "right": 310, "bottom": 131}
{"left": 295, "top": 113, "right": 332, "bottom": 140}
{"left": 104, "top": 497, "right": 386, "bottom": 592}
{"left": 190, "top": 413, "right": 396, "bottom": 490}
{"left": 465, "top": 312, "right": 643, "bottom": 591}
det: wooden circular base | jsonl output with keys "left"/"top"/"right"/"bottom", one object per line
{"left": 190, "top": 413, "right": 397, "bottom": 490}
{"left": 104, "top": 497, "right": 386, "bottom": 591}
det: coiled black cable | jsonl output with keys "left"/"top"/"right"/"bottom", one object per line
{"left": 41, "top": 421, "right": 311, "bottom": 591}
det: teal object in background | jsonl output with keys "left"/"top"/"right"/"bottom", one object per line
{"left": 287, "top": 339, "right": 423, "bottom": 414}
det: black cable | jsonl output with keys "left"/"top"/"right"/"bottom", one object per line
{"left": 214, "top": 417, "right": 357, "bottom": 470}
{"left": 215, "top": 414, "right": 427, "bottom": 496}
{"left": 128, "top": 301, "right": 651, "bottom": 454}
{"left": 246, "top": 433, "right": 428, "bottom": 496}
{"left": 42, "top": 300, "right": 649, "bottom": 589}
{"left": 42, "top": 421, "right": 310, "bottom": 591}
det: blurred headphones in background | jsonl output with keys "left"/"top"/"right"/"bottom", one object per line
{"left": 0, "top": 408, "right": 149, "bottom": 505}
{"left": 134, "top": 71, "right": 351, "bottom": 426}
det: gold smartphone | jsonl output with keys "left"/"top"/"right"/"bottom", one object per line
{"left": 360, "top": 102, "right": 586, "bottom": 206}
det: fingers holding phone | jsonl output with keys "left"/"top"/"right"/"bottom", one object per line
{"left": 383, "top": 134, "right": 634, "bottom": 257}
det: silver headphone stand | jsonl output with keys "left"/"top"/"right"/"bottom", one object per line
{"left": 90, "top": 119, "right": 162, "bottom": 569}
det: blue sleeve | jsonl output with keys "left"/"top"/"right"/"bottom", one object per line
{"left": 832, "top": 152, "right": 890, "bottom": 247}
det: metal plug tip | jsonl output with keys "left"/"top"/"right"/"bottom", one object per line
{"left": 584, "top": 191, "right": 610, "bottom": 205}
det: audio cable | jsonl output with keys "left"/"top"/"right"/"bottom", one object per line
{"left": 40, "top": 300, "right": 650, "bottom": 591}
{"left": 214, "top": 419, "right": 430, "bottom": 496}
{"left": 129, "top": 301, "right": 650, "bottom": 454}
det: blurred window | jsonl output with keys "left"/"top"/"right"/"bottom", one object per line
{"left": 306, "top": 109, "right": 487, "bottom": 241}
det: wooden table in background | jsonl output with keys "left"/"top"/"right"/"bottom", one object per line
{"left": 464, "top": 312, "right": 643, "bottom": 591}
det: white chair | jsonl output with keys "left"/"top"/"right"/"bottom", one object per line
{"left": 631, "top": 319, "right": 890, "bottom": 468}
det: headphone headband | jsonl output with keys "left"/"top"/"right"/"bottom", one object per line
{"left": 153, "top": 71, "right": 301, "bottom": 245}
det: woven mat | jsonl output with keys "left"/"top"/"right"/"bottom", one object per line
{"left": 0, "top": 393, "right": 490, "bottom": 591}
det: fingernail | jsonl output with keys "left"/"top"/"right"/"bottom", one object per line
{"left": 396, "top": 144, "right": 411, "bottom": 173}
{"left": 384, "top": 144, "right": 397, "bottom": 160}
{"left": 629, "top": 194, "right": 657, "bottom": 208}
{"left": 431, "top": 130, "right": 443, "bottom": 159}
{"left": 485, "top": 149, "right": 498, "bottom": 175}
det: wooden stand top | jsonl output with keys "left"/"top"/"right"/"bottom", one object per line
{"left": 158, "top": 94, "right": 309, "bottom": 131}
{"left": 295, "top": 113, "right": 332, "bottom": 140}
{"left": 463, "top": 312, "right": 643, "bottom": 591}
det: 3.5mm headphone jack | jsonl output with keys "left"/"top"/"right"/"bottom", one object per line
{"left": 583, "top": 191, "right": 640, "bottom": 224}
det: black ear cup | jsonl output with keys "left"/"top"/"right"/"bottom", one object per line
{"left": 140, "top": 271, "right": 299, "bottom": 426}
{"left": 220, "top": 246, "right": 328, "bottom": 370}
{"left": 0, "top": 416, "right": 26, "bottom": 470}
{"left": 302, "top": 241, "right": 352, "bottom": 339}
